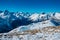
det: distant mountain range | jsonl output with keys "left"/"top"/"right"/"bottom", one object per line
{"left": 0, "top": 10, "right": 60, "bottom": 33}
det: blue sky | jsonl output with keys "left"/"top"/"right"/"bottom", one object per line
{"left": 0, "top": 0, "right": 60, "bottom": 13}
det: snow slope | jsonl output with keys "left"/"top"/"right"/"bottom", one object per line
{"left": 9, "top": 20, "right": 55, "bottom": 33}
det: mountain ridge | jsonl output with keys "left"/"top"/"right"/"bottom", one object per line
{"left": 0, "top": 10, "right": 60, "bottom": 33}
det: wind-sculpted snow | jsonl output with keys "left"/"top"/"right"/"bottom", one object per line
{"left": 0, "top": 10, "right": 60, "bottom": 33}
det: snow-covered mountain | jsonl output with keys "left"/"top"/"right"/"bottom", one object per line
{"left": 29, "top": 12, "right": 49, "bottom": 22}
{"left": 9, "top": 20, "right": 56, "bottom": 33}
{"left": 29, "top": 13, "right": 39, "bottom": 22}
{"left": 0, "top": 10, "right": 60, "bottom": 33}
{"left": 51, "top": 12, "right": 60, "bottom": 25}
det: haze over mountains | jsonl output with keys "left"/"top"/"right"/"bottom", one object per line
{"left": 0, "top": 10, "right": 60, "bottom": 33}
